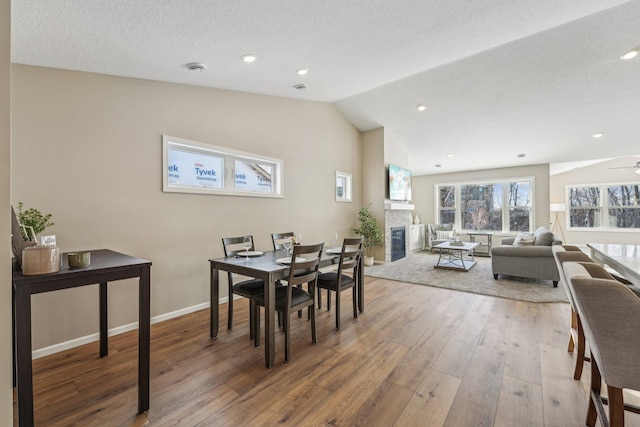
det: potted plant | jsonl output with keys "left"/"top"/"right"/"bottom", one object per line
{"left": 352, "top": 204, "right": 384, "bottom": 266}
{"left": 16, "top": 202, "right": 55, "bottom": 240}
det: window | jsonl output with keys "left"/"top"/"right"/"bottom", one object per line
{"left": 436, "top": 178, "right": 533, "bottom": 232}
{"left": 567, "top": 183, "right": 640, "bottom": 230}
{"left": 335, "top": 171, "right": 352, "bottom": 202}
{"left": 438, "top": 186, "right": 455, "bottom": 224}
{"left": 162, "top": 135, "right": 283, "bottom": 198}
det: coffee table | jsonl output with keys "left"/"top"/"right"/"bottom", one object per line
{"left": 433, "top": 241, "right": 480, "bottom": 271}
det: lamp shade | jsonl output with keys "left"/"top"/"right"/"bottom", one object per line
{"left": 550, "top": 203, "right": 566, "bottom": 212}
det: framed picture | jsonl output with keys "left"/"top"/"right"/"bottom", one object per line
{"left": 335, "top": 171, "right": 352, "bottom": 202}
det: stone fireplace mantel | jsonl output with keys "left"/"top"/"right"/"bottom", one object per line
{"left": 384, "top": 202, "right": 415, "bottom": 211}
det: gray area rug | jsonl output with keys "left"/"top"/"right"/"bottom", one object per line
{"left": 364, "top": 250, "right": 569, "bottom": 303}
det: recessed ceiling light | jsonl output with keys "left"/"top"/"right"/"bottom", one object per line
{"left": 241, "top": 54, "right": 256, "bottom": 63}
{"left": 621, "top": 49, "right": 638, "bottom": 60}
{"left": 446, "top": 153, "right": 454, "bottom": 157}
{"left": 592, "top": 133, "right": 604, "bottom": 138}
{"left": 417, "top": 105, "right": 426, "bottom": 111}
{"left": 185, "top": 62, "right": 206, "bottom": 73}
{"left": 517, "top": 153, "right": 526, "bottom": 158}
{"left": 293, "top": 83, "right": 307, "bottom": 90}
{"left": 435, "top": 164, "right": 442, "bottom": 168}
{"left": 296, "top": 69, "right": 308, "bottom": 75}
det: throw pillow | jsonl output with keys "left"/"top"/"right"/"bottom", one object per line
{"left": 435, "top": 230, "right": 453, "bottom": 240}
{"left": 534, "top": 230, "right": 555, "bottom": 246}
{"left": 513, "top": 232, "right": 535, "bottom": 246}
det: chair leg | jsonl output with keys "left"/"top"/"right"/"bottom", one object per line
{"left": 249, "top": 300, "right": 255, "bottom": 340}
{"left": 352, "top": 287, "right": 358, "bottom": 319}
{"left": 311, "top": 304, "right": 317, "bottom": 345}
{"left": 228, "top": 290, "right": 234, "bottom": 330}
{"left": 297, "top": 284, "right": 303, "bottom": 318}
{"left": 568, "top": 308, "right": 577, "bottom": 353}
{"left": 335, "top": 288, "right": 341, "bottom": 330}
{"left": 574, "top": 315, "right": 586, "bottom": 380}
{"left": 254, "top": 306, "right": 260, "bottom": 348}
{"left": 284, "top": 311, "right": 290, "bottom": 363}
{"left": 587, "top": 355, "right": 601, "bottom": 427}
{"left": 607, "top": 386, "right": 624, "bottom": 427}
{"left": 317, "top": 287, "right": 322, "bottom": 309}
{"left": 327, "top": 290, "right": 331, "bottom": 311}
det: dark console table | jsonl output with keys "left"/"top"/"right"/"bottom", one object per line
{"left": 12, "top": 249, "right": 152, "bottom": 426}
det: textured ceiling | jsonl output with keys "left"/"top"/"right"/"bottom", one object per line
{"left": 11, "top": 0, "right": 640, "bottom": 175}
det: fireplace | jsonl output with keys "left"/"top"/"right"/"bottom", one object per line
{"left": 390, "top": 226, "right": 406, "bottom": 261}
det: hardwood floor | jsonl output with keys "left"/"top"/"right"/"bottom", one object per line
{"left": 14, "top": 276, "right": 640, "bottom": 426}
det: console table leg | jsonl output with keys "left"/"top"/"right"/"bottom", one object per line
{"left": 99, "top": 282, "right": 108, "bottom": 357}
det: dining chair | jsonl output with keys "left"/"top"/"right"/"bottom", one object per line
{"left": 253, "top": 242, "right": 324, "bottom": 362}
{"left": 271, "top": 232, "right": 294, "bottom": 250}
{"left": 316, "top": 237, "right": 363, "bottom": 330}
{"left": 271, "top": 231, "right": 303, "bottom": 318}
{"left": 222, "top": 236, "right": 276, "bottom": 340}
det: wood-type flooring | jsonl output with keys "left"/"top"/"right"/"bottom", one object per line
{"left": 13, "top": 276, "right": 640, "bottom": 426}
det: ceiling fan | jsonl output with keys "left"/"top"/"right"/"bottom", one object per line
{"left": 609, "top": 161, "right": 640, "bottom": 174}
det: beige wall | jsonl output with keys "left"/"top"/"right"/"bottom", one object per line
{"left": 361, "top": 128, "right": 385, "bottom": 260}
{"left": 11, "top": 65, "right": 362, "bottom": 350}
{"left": 412, "top": 164, "right": 551, "bottom": 239}
{"left": 550, "top": 156, "right": 640, "bottom": 245}
{"left": 1, "top": 0, "right": 12, "bottom": 422}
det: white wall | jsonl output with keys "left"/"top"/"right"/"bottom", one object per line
{"left": 1, "top": 0, "right": 12, "bottom": 422}
{"left": 11, "top": 65, "right": 362, "bottom": 350}
{"left": 412, "top": 164, "right": 551, "bottom": 239}
{"left": 550, "top": 156, "right": 640, "bottom": 245}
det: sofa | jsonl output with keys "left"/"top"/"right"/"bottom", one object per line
{"left": 490, "top": 226, "right": 562, "bottom": 286}
{"left": 427, "top": 223, "right": 453, "bottom": 252}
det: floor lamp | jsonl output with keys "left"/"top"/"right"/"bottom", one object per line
{"left": 550, "top": 203, "right": 567, "bottom": 243}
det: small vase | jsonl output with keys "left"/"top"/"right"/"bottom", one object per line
{"left": 414, "top": 214, "right": 420, "bottom": 225}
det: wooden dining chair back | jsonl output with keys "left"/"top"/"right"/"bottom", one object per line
{"left": 271, "top": 232, "right": 294, "bottom": 250}
{"left": 317, "top": 237, "right": 363, "bottom": 330}
{"left": 253, "top": 242, "right": 324, "bottom": 362}
{"left": 222, "top": 236, "right": 266, "bottom": 340}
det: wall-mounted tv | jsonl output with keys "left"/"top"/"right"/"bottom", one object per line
{"left": 388, "top": 164, "right": 412, "bottom": 201}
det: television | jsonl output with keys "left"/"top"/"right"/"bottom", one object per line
{"left": 388, "top": 164, "right": 412, "bottom": 201}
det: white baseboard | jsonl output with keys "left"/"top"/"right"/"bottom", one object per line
{"left": 32, "top": 297, "right": 231, "bottom": 360}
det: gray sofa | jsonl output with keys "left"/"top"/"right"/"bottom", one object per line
{"left": 490, "top": 226, "right": 562, "bottom": 286}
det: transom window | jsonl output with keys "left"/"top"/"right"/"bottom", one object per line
{"left": 567, "top": 183, "right": 640, "bottom": 230}
{"left": 436, "top": 179, "right": 533, "bottom": 232}
{"left": 162, "top": 135, "right": 283, "bottom": 198}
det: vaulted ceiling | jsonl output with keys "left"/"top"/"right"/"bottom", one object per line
{"left": 11, "top": 0, "right": 640, "bottom": 175}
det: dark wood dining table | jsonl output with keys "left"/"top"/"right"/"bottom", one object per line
{"left": 12, "top": 249, "right": 152, "bottom": 427}
{"left": 209, "top": 248, "right": 363, "bottom": 368}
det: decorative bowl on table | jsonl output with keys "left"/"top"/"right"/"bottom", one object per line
{"left": 68, "top": 251, "right": 91, "bottom": 268}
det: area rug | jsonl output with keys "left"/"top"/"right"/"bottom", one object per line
{"left": 364, "top": 251, "right": 569, "bottom": 303}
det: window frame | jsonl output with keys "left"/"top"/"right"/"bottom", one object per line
{"left": 434, "top": 177, "right": 535, "bottom": 233}
{"left": 566, "top": 181, "right": 640, "bottom": 232}
{"left": 335, "top": 171, "right": 352, "bottom": 202}
{"left": 162, "top": 135, "right": 284, "bottom": 198}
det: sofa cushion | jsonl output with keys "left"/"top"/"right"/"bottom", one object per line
{"left": 533, "top": 227, "right": 555, "bottom": 246}
{"left": 513, "top": 232, "right": 535, "bottom": 246}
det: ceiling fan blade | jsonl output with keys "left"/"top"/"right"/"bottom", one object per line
{"left": 608, "top": 166, "right": 637, "bottom": 169}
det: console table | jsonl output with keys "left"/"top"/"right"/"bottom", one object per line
{"left": 12, "top": 249, "right": 152, "bottom": 426}
{"left": 466, "top": 232, "right": 493, "bottom": 257}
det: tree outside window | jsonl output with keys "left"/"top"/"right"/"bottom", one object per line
{"left": 435, "top": 179, "right": 533, "bottom": 232}
{"left": 438, "top": 185, "right": 455, "bottom": 224}
{"left": 568, "top": 187, "right": 601, "bottom": 228}
{"left": 608, "top": 185, "right": 640, "bottom": 228}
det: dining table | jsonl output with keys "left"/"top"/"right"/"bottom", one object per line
{"left": 209, "top": 247, "right": 363, "bottom": 368}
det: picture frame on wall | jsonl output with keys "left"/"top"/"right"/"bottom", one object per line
{"left": 335, "top": 171, "right": 352, "bottom": 202}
